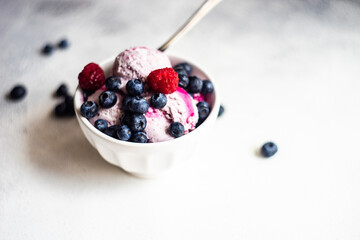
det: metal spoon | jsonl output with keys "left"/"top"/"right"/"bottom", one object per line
{"left": 158, "top": 0, "right": 222, "bottom": 52}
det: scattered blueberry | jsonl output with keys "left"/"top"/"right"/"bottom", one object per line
{"left": 150, "top": 93, "right": 167, "bottom": 109}
{"left": 99, "top": 91, "right": 117, "bottom": 108}
{"left": 103, "top": 125, "right": 121, "bottom": 138}
{"left": 55, "top": 83, "right": 68, "bottom": 97}
{"left": 130, "top": 131, "right": 148, "bottom": 143}
{"left": 80, "top": 101, "right": 98, "bottom": 118}
{"left": 128, "top": 96, "right": 149, "bottom": 114}
{"left": 94, "top": 119, "right": 108, "bottom": 132}
{"left": 169, "top": 122, "right": 185, "bottom": 138}
{"left": 64, "top": 95, "right": 75, "bottom": 115}
{"left": 260, "top": 142, "right": 278, "bottom": 158}
{"left": 57, "top": 38, "right": 69, "bottom": 49}
{"left": 188, "top": 76, "right": 203, "bottom": 93}
{"left": 9, "top": 85, "right": 27, "bottom": 100}
{"left": 218, "top": 105, "right": 225, "bottom": 118}
{"left": 116, "top": 125, "right": 132, "bottom": 141}
{"left": 197, "top": 101, "right": 210, "bottom": 120}
{"left": 121, "top": 113, "right": 147, "bottom": 132}
{"left": 178, "top": 73, "right": 189, "bottom": 89}
{"left": 54, "top": 96, "right": 74, "bottom": 117}
{"left": 201, "top": 80, "right": 214, "bottom": 94}
{"left": 174, "top": 62, "right": 192, "bottom": 75}
{"left": 126, "top": 79, "right": 143, "bottom": 96}
{"left": 54, "top": 102, "right": 68, "bottom": 117}
{"left": 105, "top": 76, "right": 121, "bottom": 91}
{"left": 122, "top": 96, "right": 132, "bottom": 111}
{"left": 42, "top": 43, "right": 54, "bottom": 55}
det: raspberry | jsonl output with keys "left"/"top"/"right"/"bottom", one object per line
{"left": 78, "top": 63, "right": 105, "bottom": 91}
{"left": 147, "top": 68, "right": 179, "bottom": 94}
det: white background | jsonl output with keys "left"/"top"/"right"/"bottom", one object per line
{"left": 1, "top": 0, "right": 360, "bottom": 239}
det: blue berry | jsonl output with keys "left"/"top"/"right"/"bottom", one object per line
{"left": 94, "top": 119, "right": 108, "bottom": 132}
{"left": 42, "top": 43, "right": 54, "bottom": 55}
{"left": 9, "top": 85, "right": 27, "bottom": 100}
{"left": 103, "top": 125, "right": 121, "bottom": 138}
{"left": 99, "top": 91, "right": 117, "bottom": 108}
{"left": 121, "top": 113, "right": 147, "bottom": 132}
{"left": 80, "top": 101, "right": 98, "bottom": 118}
{"left": 174, "top": 68, "right": 187, "bottom": 76}
{"left": 54, "top": 102, "right": 68, "bottom": 117}
{"left": 188, "top": 76, "right": 203, "bottom": 93}
{"left": 197, "top": 101, "right": 210, "bottom": 120}
{"left": 260, "top": 142, "right": 278, "bottom": 157}
{"left": 128, "top": 96, "right": 149, "bottom": 114}
{"left": 116, "top": 125, "right": 132, "bottom": 141}
{"left": 64, "top": 95, "right": 75, "bottom": 115}
{"left": 126, "top": 79, "right": 143, "bottom": 96}
{"left": 57, "top": 39, "right": 69, "bottom": 49}
{"left": 131, "top": 131, "right": 148, "bottom": 143}
{"left": 105, "top": 76, "right": 121, "bottom": 91}
{"left": 174, "top": 62, "right": 192, "bottom": 75}
{"left": 150, "top": 93, "right": 167, "bottom": 109}
{"left": 122, "top": 96, "right": 132, "bottom": 110}
{"left": 218, "top": 105, "right": 225, "bottom": 118}
{"left": 201, "top": 80, "right": 214, "bottom": 94}
{"left": 169, "top": 122, "right": 185, "bottom": 138}
{"left": 178, "top": 73, "right": 189, "bottom": 89}
{"left": 55, "top": 83, "right": 68, "bottom": 97}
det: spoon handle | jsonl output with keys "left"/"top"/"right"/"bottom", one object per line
{"left": 158, "top": 0, "right": 222, "bottom": 52}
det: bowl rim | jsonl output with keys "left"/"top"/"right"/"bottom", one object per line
{"left": 74, "top": 53, "right": 220, "bottom": 148}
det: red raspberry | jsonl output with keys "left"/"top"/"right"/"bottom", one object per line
{"left": 147, "top": 68, "right": 179, "bottom": 94}
{"left": 78, "top": 63, "right": 105, "bottom": 91}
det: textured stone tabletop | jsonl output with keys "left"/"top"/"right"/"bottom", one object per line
{"left": 1, "top": 0, "right": 360, "bottom": 239}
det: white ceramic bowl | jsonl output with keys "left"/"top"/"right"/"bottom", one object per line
{"left": 74, "top": 55, "right": 220, "bottom": 178}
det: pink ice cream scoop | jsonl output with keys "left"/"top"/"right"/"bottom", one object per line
{"left": 113, "top": 46, "right": 171, "bottom": 90}
{"left": 145, "top": 87, "right": 199, "bottom": 143}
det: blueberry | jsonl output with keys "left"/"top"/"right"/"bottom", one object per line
{"left": 169, "top": 122, "right": 185, "bottom": 138}
{"left": 99, "top": 91, "right": 117, "bottom": 108}
{"left": 94, "top": 119, "right": 108, "bottom": 132}
{"left": 197, "top": 101, "right": 210, "bottom": 120}
{"left": 64, "top": 95, "right": 75, "bottom": 115}
{"left": 42, "top": 43, "right": 54, "bottom": 55}
{"left": 55, "top": 83, "right": 68, "bottom": 97}
{"left": 122, "top": 96, "right": 132, "bottom": 111}
{"left": 121, "top": 113, "right": 147, "bottom": 132}
{"left": 130, "top": 131, "right": 148, "bottom": 143}
{"left": 116, "top": 125, "right": 132, "bottom": 141}
{"left": 260, "top": 142, "right": 278, "bottom": 157}
{"left": 150, "top": 93, "right": 167, "bottom": 109}
{"left": 54, "top": 96, "right": 74, "bottom": 117}
{"left": 201, "top": 80, "right": 214, "bottom": 94}
{"left": 54, "top": 102, "right": 68, "bottom": 117}
{"left": 174, "top": 62, "right": 192, "bottom": 75}
{"left": 218, "top": 105, "right": 225, "bottom": 118}
{"left": 103, "top": 125, "right": 121, "bottom": 138}
{"left": 178, "top": 73, "right": 189, "bottom": 89}
{"left": 80, "top": 101, "right": 98, "bottom": 118}
{"left": 126, "top": 79, "right": 143, "bottom": 96}
{"left": 9, "top": 85, "right": 27, "bottom": 100}
{"left": 188, "top": 76, "right": 203, "bottom": 93}
{"left": 128, "top": 96, "right": 149, "bottom": 114}
{"left": 57, "top": 39, "right": 69, "bottom": 49}
{"left": 105, "top": 76, "right": 121, "bottom": 91}
{"left": 174, "top": 68, "right": 187, "bottom": 76}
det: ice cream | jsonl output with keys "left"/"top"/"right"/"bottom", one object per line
{"left": 113, "top": 46, "right": 171, "bottom": 90}
{"left": 79, "top": 46, "right": 212, "bottom": 143}
{"left": 145, "top": 87, "right": 199, "bottom": 142}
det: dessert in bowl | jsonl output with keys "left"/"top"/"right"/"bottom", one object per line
{"left": 74, "top": 47, "right": 219, "bottom": 178}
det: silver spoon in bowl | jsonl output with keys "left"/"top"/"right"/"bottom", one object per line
{"left": 158, "top": 0, "right": 223, "bottom": 52}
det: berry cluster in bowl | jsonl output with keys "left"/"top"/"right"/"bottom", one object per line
{"left": 78, "top": 61, "right": 214, "bottom": 143}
